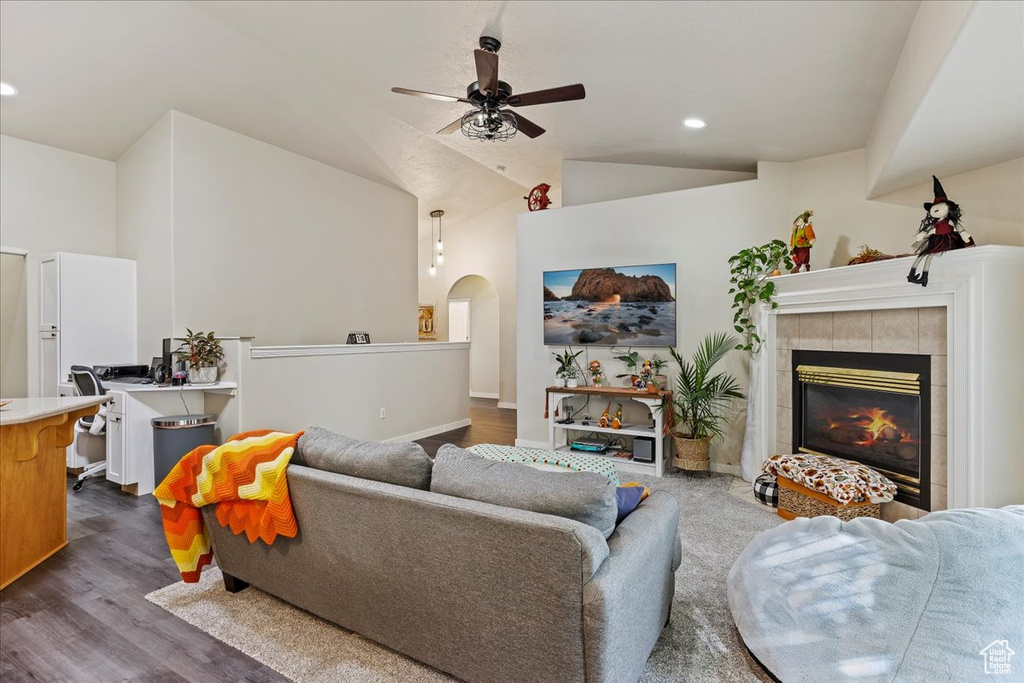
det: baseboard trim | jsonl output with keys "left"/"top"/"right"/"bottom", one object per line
{"left": 387, "top": 418, "right": 472, "bottom": 443}
{"left": 497, "top": 402, "right": 518, "bottom": 410}
{"left": 710, "top": 463, "right": 741, "bottom": 476}
{"left": 514, "top": 438, "right": 548, "bottom": 449}
{"left": 470, "top": 392, "right": 500, "bottom": 400}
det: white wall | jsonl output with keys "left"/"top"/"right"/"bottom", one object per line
{"left": 0, "top": 135, "right": 117, "bottom": 396}
{"left": 0, "top": 253, "right": 28, "bottom": 396}
{"left": 116, "top": 113, "right": 174, "bottom": 361}
{"left": 239, "top": 344, "right": 470, "bottom": 441}
{"left": 448, "top": 275, "right": 500, "bottom": 398}
{"left": 562, "top": 160, "right": 756, "bottom": 207}
{"left": 418, "top": 194, "right": 546, "bottom": 408}
{"left": 169, "top": 112, "right": 419, "bottom": 344}
{"left": 516, "top": 149, "right": 1024, "bottom": 469}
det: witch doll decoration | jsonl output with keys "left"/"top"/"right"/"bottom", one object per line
{"left": 907, "top": 176, "right": 975, "bottom": 287}
{"left": 789, "top": 210, "right": 816, "bottom": 273}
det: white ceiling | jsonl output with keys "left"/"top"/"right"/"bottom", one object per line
{"left": 869, "top": 0, "right": 1024, "bottom": 196}
{"left": 0, "top": 0, "right": 921, "bottom": 221}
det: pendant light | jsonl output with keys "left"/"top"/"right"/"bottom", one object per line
{"left": 430, "top": 209, "right": 445, "bottom": 273}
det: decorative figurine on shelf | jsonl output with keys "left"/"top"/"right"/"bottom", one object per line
{"left": 789, "top": 209, "right": 816, "bottom": 273}
{"left": 907, "top": 176, "right": 975, "bottom": 287}
{"left": 611, "top": 404, "right": 624, "bottom": 430}
{"left": 598, "top": 401, "right": 612, "bottom": 428}
{"left": 636, "top": 359, "right": 654, "bottom": 390}
{"left": 589, "top": 360, "right": 604, "bottom": 387}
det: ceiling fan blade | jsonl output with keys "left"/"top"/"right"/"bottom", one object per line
{"left": 437, "top": 117, "right": 464, "bottom": 135}
{"left": 507, "top": 84, "right": 586, "bottom": 107}
{"left": 511, "top": 112, "right": 545, "bottom": 138}
{"left": 391, "top": 87, "right": 471, "bottom": 104}
{"left": 474, "top": 49, "right": 499, "bottom": 95}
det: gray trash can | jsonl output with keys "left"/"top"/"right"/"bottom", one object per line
{"left": 152, "top": 414, "right": 217, "bottom": 485}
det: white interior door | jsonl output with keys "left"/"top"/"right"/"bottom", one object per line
{"left": 448, "top": 299, "right": 471, "bottom": 343}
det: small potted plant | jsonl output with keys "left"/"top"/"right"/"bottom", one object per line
{"left": 650, "top": 353, "right": 669, "bottom": 388}
{"left": 175, "top": 329, "right": 224, "bottom": 386}
{"left": 612, "top": 347, "right": 641, "bottom": 387}
{"left": 552, "top": 348, "right": 584, "bottom": 388}
{"left": 668, "top": 332, "right": 746, "bottom": 473}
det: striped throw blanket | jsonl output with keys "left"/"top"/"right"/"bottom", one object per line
{"left": 155, "top": 430, "right": 302, "bottom": 583}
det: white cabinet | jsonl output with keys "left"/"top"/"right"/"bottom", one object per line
{"left": 105, "top": 410, "right": 126, "bottom": 485}
{"left": 38, "top": 252, "right": 137, "bottom": 396}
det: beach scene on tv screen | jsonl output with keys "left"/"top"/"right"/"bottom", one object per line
{"left": 543, "top": 264, "right": 676, "bottom": 346}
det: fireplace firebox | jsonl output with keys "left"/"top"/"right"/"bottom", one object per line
{"left": 792, "top": 350, "right": 931, "bottom": 510}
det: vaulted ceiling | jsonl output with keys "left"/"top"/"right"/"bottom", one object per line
{"left": 1, "top": 0, "right": 923, "bottom": 221}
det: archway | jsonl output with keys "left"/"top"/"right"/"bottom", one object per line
{"left": 446, "top": 275, "right": 500, "bottom": 399}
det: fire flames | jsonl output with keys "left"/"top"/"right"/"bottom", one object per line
{"left": 828, "top": 407, "right": 913, "bottom": 446}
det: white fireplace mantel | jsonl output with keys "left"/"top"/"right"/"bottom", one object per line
{"left": 746, "top": 245, "right": 1024, "bottom": 510}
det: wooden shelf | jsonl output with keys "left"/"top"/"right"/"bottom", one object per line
{"left": 546, "top": 385, "right": 671, "bottom": 401}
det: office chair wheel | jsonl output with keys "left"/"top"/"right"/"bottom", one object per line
{"left": 72, "top": 481, "right": 84, "bottom": 492}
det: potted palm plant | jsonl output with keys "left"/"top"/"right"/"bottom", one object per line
{"left": 668, "top": 332, "right": 746, "bottom": 472}
{"left": 175, "top": 329, "right": 224, "bottom": 386}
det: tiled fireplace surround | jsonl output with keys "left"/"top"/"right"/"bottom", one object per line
{"left": 774, "top": 309, "right": 947, "bottom": 521}
{"left": 750, "top": 246, "right": 1024, "bottom": 523}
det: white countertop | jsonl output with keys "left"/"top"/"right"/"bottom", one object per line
{"left": 59, "top": 381, "right": 237, "bottom": 394}
{"left": 0, "top": 396, "right": 107, "bottom": 426}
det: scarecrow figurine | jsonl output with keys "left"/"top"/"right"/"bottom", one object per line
{"left": 598, "top": 401, "right": 611, "bottom": 428}
{"left": 907, "top": 176, "right": 975, "bottom": 287}
{"left": 789, "top": 210, "right": 816, "bottom": 273}
{"left": 589, "top": 360, "right": 603, "bottom": 387}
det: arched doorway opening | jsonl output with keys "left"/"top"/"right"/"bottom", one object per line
{"left": 446, "top": 275, "right": 499, "bottom": 399}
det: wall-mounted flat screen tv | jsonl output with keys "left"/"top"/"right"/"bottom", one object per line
{"left": 543, "top": 263, "right": 676, "bottom": 346}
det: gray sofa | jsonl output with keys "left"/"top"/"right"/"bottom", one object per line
{"left": 203, "top": 451, "right": 681, "bottom": 683}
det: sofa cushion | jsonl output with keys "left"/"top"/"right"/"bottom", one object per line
{"left": 293, "top": 426, "right": 432, "bottom": 490}
{"left": 430, "top": 444, "right": 618, "bottom": 538}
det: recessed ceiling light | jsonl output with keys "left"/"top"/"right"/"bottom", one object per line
{"left": 683, "top": 118, "right": 707, "bottom": 129}
{"left": 0, "top": 82, "right": 17, "bottom": 97}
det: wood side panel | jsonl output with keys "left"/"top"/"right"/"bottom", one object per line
{"left": 0, "top": 405, "right": 98, "bottom": 589}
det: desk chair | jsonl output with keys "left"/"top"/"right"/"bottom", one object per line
{"left": 70, "top": 365, "right": 108, "bottom": 492}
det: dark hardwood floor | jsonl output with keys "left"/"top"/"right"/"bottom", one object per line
{"left": 415, "top": 398, "right": 517, "bottom": 457}
{"left": 0, "top": 399, "right": 515, "bottom": 682}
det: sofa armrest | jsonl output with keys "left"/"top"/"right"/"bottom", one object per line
{"left": 581, "top": 490, "right": 680, "bottom": 683}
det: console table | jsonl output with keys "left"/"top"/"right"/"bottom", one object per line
{"left": 545, "top": 386, "right": 672, "bottom": 477}
{"left": 0, "top": 396, "right": 105, "bottom": 589}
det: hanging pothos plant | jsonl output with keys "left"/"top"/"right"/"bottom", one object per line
{"left": 728, "top": 240, "right": 794, "bottom": 352}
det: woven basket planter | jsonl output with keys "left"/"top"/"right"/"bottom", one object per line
{"left": 671, "top": 433, "right": 710, "bottom": 472}
{"left": 777, "top": 477, "right": 880, "bottom": 521}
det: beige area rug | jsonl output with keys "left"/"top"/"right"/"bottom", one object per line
{"left": 147, "top": 473, "right": 780, "bottom": 683}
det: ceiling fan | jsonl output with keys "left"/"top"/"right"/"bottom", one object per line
{"left": 391, "top": 36, "right": 585, "bottom": 141}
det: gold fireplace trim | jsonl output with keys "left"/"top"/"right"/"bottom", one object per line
{"left": 795, "top": 365, "right": 921, "bottom": 396}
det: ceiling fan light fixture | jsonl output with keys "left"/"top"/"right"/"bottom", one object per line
{"left": 460, "top": 109, "right": 517, "bottom": 142}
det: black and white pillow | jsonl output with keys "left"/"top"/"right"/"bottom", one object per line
{"left": 753, "top": 474, "right": 779, "bottom": 508}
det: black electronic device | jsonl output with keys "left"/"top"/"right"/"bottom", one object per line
{"left": 162, "top": 338, "right": 174, "bottom": 368}
{"left": 633, "top": 436, "right": 655, "bottom": 463}
{"left": 93, "top": 364, "right": 150, "bottom": 381}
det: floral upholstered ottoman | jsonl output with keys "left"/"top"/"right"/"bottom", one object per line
{"left": 761, "top": 453, "right": 897, "bottom": 521}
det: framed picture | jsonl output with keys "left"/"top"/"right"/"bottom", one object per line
{"left": 418, "top": 304, "right": 437, "bottom": 341}
{"left": 543, "top": 263, "right": 676, "bottom": 346}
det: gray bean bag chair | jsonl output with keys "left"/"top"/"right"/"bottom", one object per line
{"left": 728, "top": 506, "right": 1024, "bottom": 682}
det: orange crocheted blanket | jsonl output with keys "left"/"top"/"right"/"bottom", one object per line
{"left": 154, "top": 430, "right": 302, "bottom": 583}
